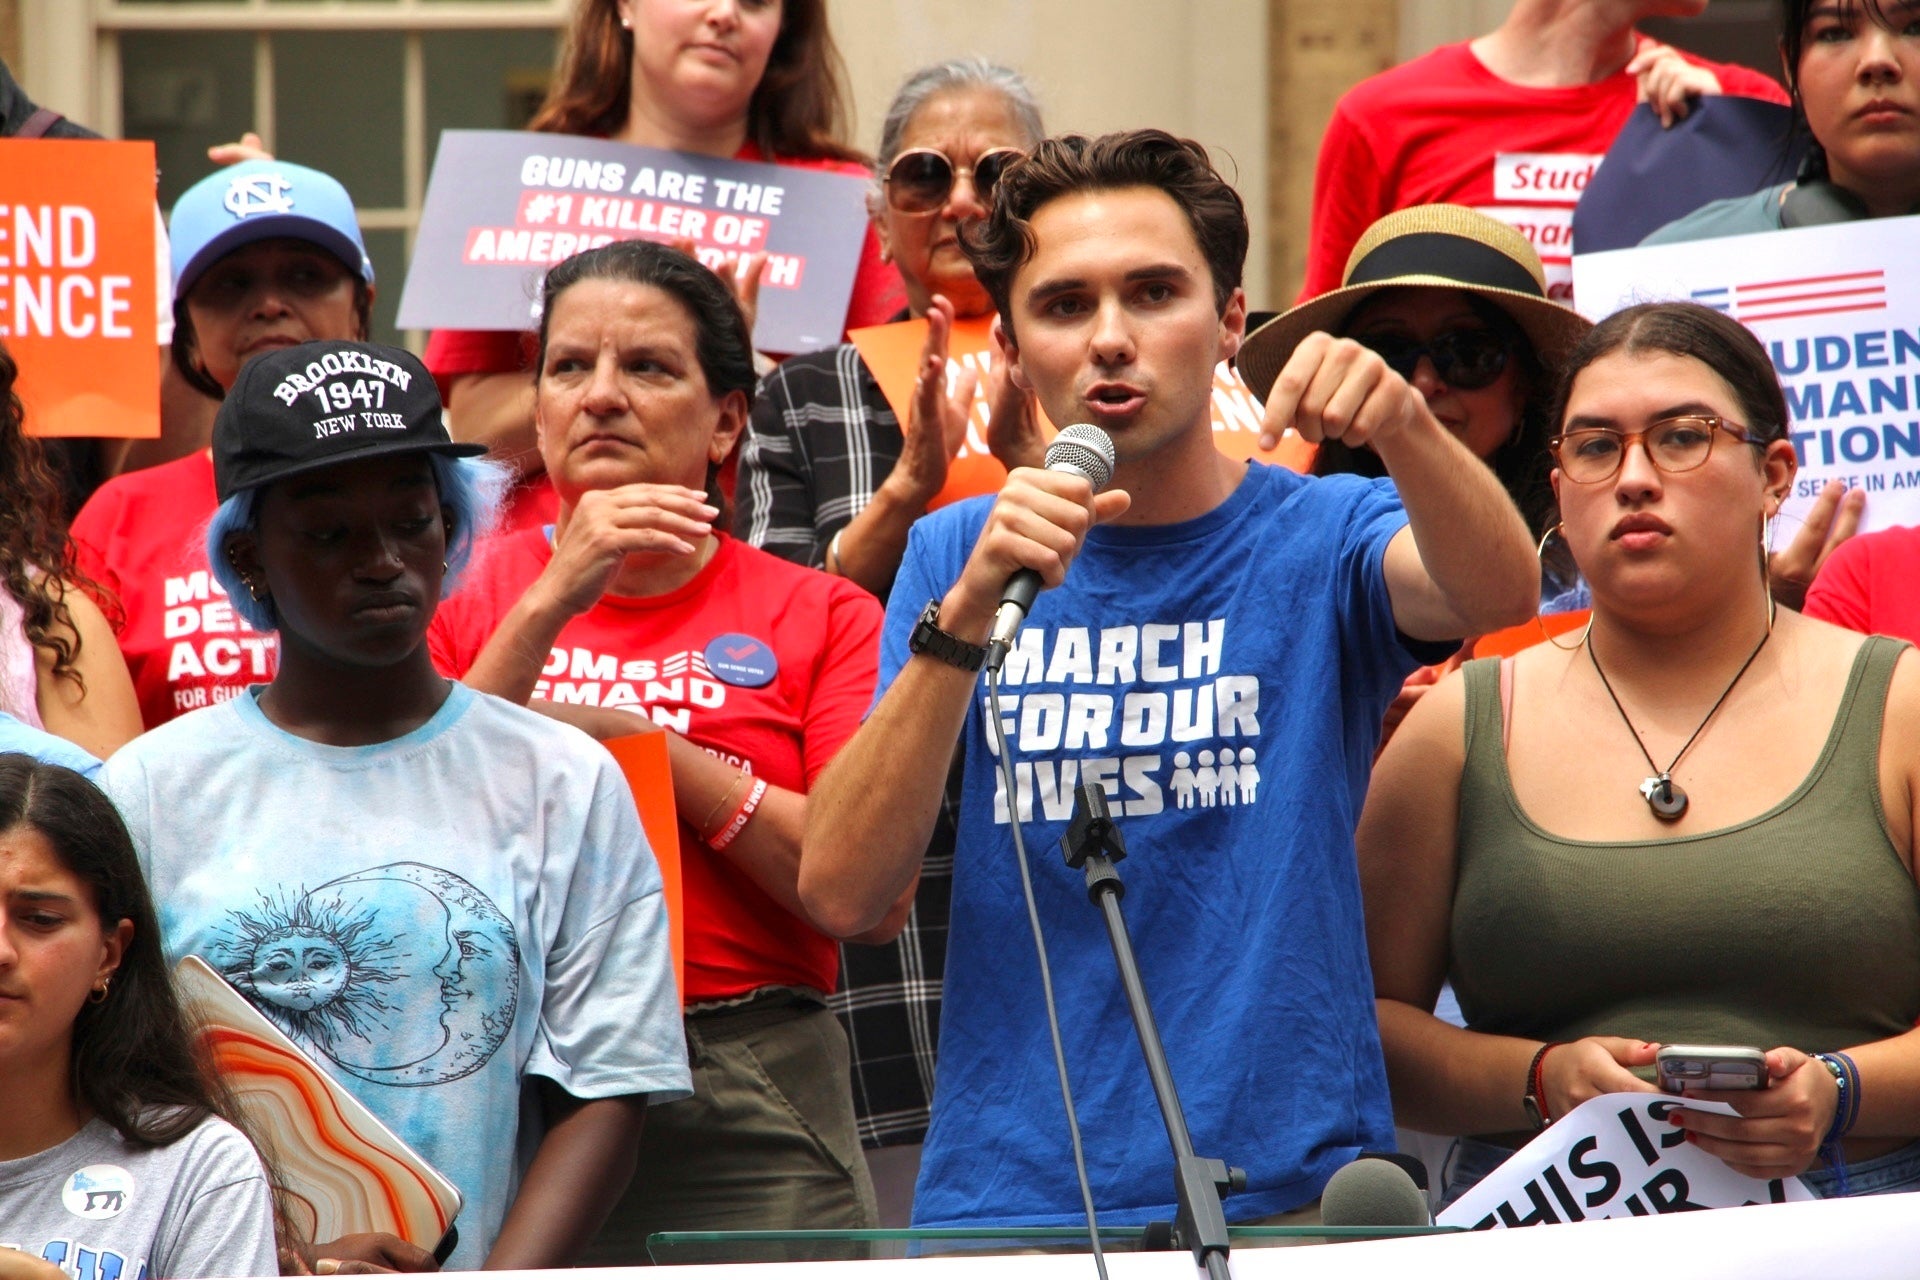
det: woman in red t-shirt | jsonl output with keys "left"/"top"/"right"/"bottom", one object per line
{"left": 71, "top": 160, "right": 376, "bottom": 729}
{"left": 426, "top": 0, "right": 904, "bottom": 523}
{"left": 429, "top": 239, "right": 909, "bottom": 1256}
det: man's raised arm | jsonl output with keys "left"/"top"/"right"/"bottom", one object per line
{"left": 800, "top": 469, "right": 1130, "bottom": 939}
{"left": 1259, "top": 331, "right": 1538, "bottom": 641}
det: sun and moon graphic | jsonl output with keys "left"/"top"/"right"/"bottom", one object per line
{"left": 211, "top": 863, "right": 521, "bottom": 1087}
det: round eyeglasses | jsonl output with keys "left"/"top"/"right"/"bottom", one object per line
{"left": 883, "top": 147, "right": 1024, "bottom": 214}
{"left": 1353, "top": 328, "right": 1510, "bottom": 390}
{"left": 1551, "top": 415, "right": 1762, "bottom": 484}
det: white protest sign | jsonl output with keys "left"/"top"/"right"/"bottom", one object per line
{"left": 1572, "top": 215, "right": 1920, "bottom": 535}
{"left": 1437, "top": 1093, "right": 1813, "bottom": 1230}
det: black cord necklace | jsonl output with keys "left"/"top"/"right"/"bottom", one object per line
{"left": 1587, "top": 624, "right": 1773, "bottom": 822}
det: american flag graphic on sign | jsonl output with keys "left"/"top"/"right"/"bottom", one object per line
{"left": 1691, "top": 270, "right": 1888, "bottom": 324}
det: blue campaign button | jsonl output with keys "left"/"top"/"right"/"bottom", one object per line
{"left": 704, "top": 633, "right": 778, "bottom": 688}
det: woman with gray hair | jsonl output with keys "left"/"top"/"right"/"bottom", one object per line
{"left": 737, "top": 58, "right": 1046, "bottom": 599}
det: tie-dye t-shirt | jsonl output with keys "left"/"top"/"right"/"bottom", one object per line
{"left": 101, "top": 684, "right": 690, "bottom": 1267}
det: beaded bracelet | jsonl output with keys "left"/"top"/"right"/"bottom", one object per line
{"left": 1523, "top": 1042, "right": 1563, "bottom": 1130}
{"left": 1814, "top": 1051, "right": 1862, "bottom": 1196}
{"left": 706, "top": 777, "right": 769, "bottom": 851}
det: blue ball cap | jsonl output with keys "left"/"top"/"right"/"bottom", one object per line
{"left": 169, "top": 159, "right": 375, "bottom": 297}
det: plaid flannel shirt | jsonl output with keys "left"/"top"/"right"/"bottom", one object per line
{"left": 738, "top": 340, "right": 950, "bottom": 1147}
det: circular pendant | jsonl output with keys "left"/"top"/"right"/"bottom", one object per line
{"left": 1639, "top": 774, "right": 1689, "bottom": 821}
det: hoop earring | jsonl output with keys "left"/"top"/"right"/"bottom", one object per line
{"left": 1535, "top": 523, "right": 1591, "bottom": 652}
{"left": 1760, "top": 516, "right": 1778, "bottom": 635}
{"left": 88, "top": 977, "right": 110, "bottom": 1005}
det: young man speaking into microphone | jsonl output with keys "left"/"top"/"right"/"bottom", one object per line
{"left": 801, "top": 131, "right": 1537, "bottom": 1227}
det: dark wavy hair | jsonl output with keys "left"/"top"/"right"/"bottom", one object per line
{"left": 0, "top": 344, "right": 106, "bottom": 690}
{"left": 1550, "top": 301, "right": 1790, "bottom": 448}
{"left": 962, "top": 129, "right": 1247, "bottom": 342}
{"left": 530, "top": 0, "right": 864, "bottom": 164}
{"left": 536, "top": 240, "right": 756, "bottom": 518}
{"left": 0, "top": 755, "right": 226, "bottom": 1144}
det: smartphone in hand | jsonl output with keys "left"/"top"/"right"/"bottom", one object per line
{"left": 1656, "top": 1044, "right": 1768, "bottom": 1092}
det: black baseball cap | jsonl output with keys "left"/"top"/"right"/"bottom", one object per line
{"left": 213, "top": 340, "right": 485, "bottom": 501}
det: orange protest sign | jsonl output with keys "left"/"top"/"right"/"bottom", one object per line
{"left": 602, "top": 728, "right": 686, "bottom": 999}
{"left": 848, "top": 315, "right": 1315, "bottom": 509}
{"left": 0, "top": 139, "right": 158, "bottom": 438}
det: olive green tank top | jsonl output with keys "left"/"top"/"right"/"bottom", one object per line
{"left": 1450, "top": 635, "right": 1920, "bottom": 1051}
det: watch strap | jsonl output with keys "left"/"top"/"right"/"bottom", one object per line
{"left": 910, "top": 599, "right": 987, "bottom": 672}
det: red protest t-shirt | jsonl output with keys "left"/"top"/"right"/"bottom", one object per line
{"left": 71, "top": 451, "right": 278, "bottom": 729}
{"left": 497, "top": 472, "right": 560, "bottom": 536}
{"left": 1300, "top": 40, "right": 1788, "bottom": 302}
{"left": 428, "top": 528, "right": 882, "bottom": 1002}
{"left": 1803, "top": 527, "right": 1920, "bottom": 645}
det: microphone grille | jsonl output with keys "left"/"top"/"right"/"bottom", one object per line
{"left": 1319, "top": 1156, "right": 1432, "bottom": 1228}
{"left": 1047, "top": 423, "right": 1117, "bottom": 492}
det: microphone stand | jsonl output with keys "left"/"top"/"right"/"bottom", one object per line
{"left": 1061, "top": 782, "right": 1243, "bottom": 1280}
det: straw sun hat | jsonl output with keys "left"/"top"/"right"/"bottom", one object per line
{"left": 1237, "top": 205, "right": 1594, "bottom": 402}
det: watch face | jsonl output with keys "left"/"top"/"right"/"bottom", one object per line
{"left": 911, "top": 601, "right": 942, "bottom": 651}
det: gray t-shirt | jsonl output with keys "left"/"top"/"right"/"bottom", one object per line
{"left": 0, "top": 1115, "right": 278, "bottom": 1278}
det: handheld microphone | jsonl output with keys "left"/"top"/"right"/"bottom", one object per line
{"left": 984, "top": 423, "right": 1117, "bottom": 672}
{"left": 1319, "top": 1152, "right": 1433, "bottom": 1229}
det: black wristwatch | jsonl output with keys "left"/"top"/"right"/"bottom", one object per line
{"left": 909, "top": 599, "right": 987, "bottom": 672}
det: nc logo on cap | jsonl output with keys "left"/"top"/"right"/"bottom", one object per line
{"left": 224, "top": 173, "right": 296, "bottom": 219}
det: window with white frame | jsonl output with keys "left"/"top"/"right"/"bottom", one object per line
{"left": 90, "top": 0, "right": 570, "bottom": 347}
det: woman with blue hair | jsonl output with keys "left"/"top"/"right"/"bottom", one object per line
{"left": 100, "top": 339, "right": 691, "bottom": 1271}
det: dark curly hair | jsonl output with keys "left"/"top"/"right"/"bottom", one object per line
{"left": 0, "top": 343, "right": 106, "bottom": 692}
{"left": 962, "top": 129, "right": 1247, "bottom": 343}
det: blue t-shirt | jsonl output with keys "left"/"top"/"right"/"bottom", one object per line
{"left": 882, "top": 463, "right": 1445, "bottom": 1227}
{"left": 101, "top": 684, "right": 691, "bottom": 1267}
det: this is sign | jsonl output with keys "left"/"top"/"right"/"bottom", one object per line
{"left": 1439, "top": 1093, "right": 1813, "bottom": 1230}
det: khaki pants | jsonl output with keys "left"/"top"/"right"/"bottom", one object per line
{"left": 582, "top": 991, "right": 878, "bottom": 1264}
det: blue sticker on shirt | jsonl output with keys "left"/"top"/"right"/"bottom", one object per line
{"left": 704, "top": 633, "right": 778, "bottom": 688}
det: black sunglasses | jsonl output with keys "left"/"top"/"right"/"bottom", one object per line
{"left": 1353, "top": 328, "right": 1511, "bottom": 390}
{"left": 883, "top": 147, "right": 1024, "bottom": 214}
